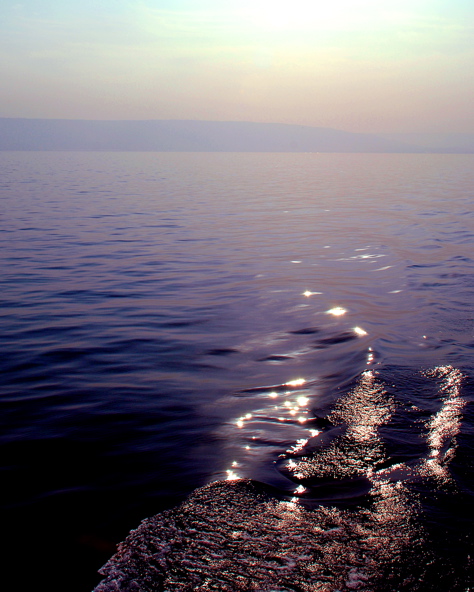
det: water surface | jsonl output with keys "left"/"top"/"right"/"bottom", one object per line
{"left": 1, "top": 152, "right": 473, "bottom": 590}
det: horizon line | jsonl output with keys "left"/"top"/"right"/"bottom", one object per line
{"left": 1, "top": 117, "right": 473, "bottom": 137}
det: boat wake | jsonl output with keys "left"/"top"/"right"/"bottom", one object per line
{"left": 94, "top": 366, "right": 469, "bottom": 591}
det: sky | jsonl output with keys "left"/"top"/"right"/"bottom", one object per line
{"left": 1, "top": 0, "right": 473, "bottom": 133}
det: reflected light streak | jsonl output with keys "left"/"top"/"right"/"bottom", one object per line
{"left": 367, "top": 350, "right": 375, "bottom": 364}
{"left": 303, "top": 290, "right": 323, "bottom": 297}
{"left": 285, "top": 378, "right": 306, "bottom": 387}
{"left": 350, "top": 254, "right": 385, "bottom": 260}
{"left": 422, "top": 366, "right": 465, "bottom": 480}
{"left": 289, "top": 439, "right": 309, "bottom": 453}
{"left": 353, "top": 326, "right": 368, "bottom": 336}
{"left": 426, "top": 366, "right": 463, "bottom": 449}
{"left": 283, "top": 370, "right": 394, "bottom": 482}
{"left": 227, "top": 377, "right": 315, "bottom": 495}
{"left": 326, "top": 307, "right": 347, "bottom": 316}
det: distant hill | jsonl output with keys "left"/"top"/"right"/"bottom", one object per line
{"left": 379, "top": 132, "right": 474, "bottom": 154}
{"left": 0, "top": 118, "right": 472, "bottom": 153}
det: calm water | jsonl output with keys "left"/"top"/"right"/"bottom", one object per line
{"left": 1, "top": 152, "right": 473, "bottom": 591}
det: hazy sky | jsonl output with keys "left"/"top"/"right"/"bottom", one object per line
{"left": 1, "top": 0, "right": 473, "bottom": 132}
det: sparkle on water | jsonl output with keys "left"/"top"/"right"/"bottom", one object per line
{"left": 327, "top": 306, "right": 347, "bottom": 316}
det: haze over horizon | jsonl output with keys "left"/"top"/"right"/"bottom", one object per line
{"left": 2, "top": 1, "right": 473, "bottom": 134}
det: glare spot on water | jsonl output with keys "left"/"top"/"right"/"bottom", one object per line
{"left": 226, "top": 470, "right": 239, "bottom": 481}
{"left": 297, "top": 396, "right": 309, "bottom": 406}
{"left": 327, "top": 307, "right": 347, "bottom": 316}
{"left": 285, "top": 378, "right": 306, "bottom": 387}
{"left": 236, "top": 413, "right": 252, "bottom": 429}
{"left": 303, "top": 290, "right": 322, "bottom": 297}
{"left": 354, "top": 326, "right": 368, "bottom": 336}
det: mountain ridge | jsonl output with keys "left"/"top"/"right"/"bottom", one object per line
{"left": 1, "top": 118, "right": 473, "bottom": 153}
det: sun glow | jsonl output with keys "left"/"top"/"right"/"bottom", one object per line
{"left": 240, "top": 0, "right": 386, "bottom": 31}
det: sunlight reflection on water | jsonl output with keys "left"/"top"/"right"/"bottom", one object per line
{"left": 2, "top": 152, "right": 474, "bottom": 591}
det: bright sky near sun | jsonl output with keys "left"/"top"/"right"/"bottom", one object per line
{"left": 1, "top": 0, "right": 473, "bottom": 132}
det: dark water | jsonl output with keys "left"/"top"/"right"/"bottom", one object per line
{"left": 1, "top": 152, "right": 473, "bottom": 591}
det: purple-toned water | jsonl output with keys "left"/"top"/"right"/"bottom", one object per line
{"left": 1, "top": 152, "right": 473, "bottom": 590}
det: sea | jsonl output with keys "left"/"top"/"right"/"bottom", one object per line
{"left": 1, "top": 151, "right": 473, "bottom": 591}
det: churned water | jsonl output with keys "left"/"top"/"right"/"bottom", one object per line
{"left": 1, "top": 152, "right": 473, "bottom": 591}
